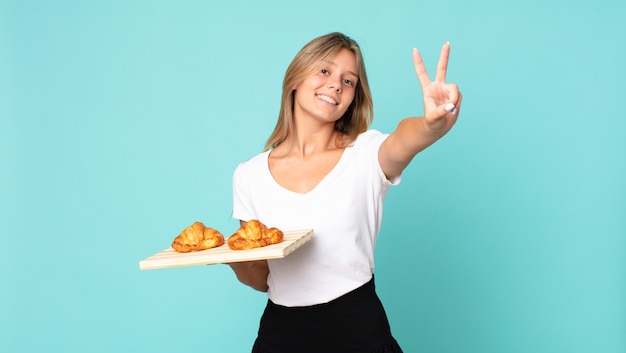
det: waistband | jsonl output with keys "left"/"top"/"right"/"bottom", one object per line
{"left": 268, "top": 274, "right": 375, "bottom": 311}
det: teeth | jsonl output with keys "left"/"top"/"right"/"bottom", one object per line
{"left": 317, "top": 94, "right": 337, "bottom": 105}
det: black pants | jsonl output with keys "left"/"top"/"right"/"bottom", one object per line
{"left": 251, "top": 276, "right": 404, "bottom": 353}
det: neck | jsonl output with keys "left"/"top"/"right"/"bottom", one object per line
{"left": 276, "top": 119, "right": 342, "bottom": 158}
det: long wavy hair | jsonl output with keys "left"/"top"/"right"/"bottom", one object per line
{"left": 264, "top": 32, "right": 374, "bottom": 151}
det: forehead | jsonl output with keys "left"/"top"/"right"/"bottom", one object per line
{"left": 321, "top": 48, "right": 358, "bottom": 76}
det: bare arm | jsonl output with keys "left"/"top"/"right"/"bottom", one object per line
{"left": 227, "top": 220, "right": 270, "bottom": 292}
{"left": 228, "top": 260, "right": 269, "bottom": 292}
{"left": 379, "top": 42, "right": 463, "bottom": 179}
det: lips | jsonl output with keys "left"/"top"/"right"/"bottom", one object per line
{"left": 316, "top": 94, "right": 338, "bottom": 105}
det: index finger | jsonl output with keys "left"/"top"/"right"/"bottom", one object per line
{"left": 412, "top": 48, "right": 431, "bottom": 87}
{"left": 435, "top": 41, "right": 451, "bottom": 83}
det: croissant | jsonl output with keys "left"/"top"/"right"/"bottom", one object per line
{"left": 172, "top": 222, "right": 225, "bottom": 253}
{"left": 228, "top": 219, "right": 284, "bottom": 250}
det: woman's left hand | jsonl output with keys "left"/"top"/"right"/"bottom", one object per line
{"left": 413, "top": 42, "right": 462, "bottom": 137}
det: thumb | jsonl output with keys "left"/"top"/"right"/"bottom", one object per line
{"left": 443, "top": 102, "right": 458, "bottom": 115}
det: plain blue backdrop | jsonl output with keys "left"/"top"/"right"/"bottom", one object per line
{"left": 2, "top": 0, "right": 624, "bottom": 352}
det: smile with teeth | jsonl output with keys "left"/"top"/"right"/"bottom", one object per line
{"left": 316, "top": 94, "right": 338, "bottom": 105}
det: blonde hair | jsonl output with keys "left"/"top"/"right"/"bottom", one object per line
{"left": 264, "top": 32, "right": 373, "bottom": 151}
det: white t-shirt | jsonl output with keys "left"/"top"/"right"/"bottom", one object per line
{"left": 232, "top": 130, "right": 401, "bottom": 306}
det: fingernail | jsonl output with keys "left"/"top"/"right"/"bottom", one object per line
{"left": 445, "top": 103, "right": 456, "bottom": 112}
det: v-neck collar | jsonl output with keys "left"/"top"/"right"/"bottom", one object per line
{"left": 264, "top": 146, "right": 351, "bottom": 197}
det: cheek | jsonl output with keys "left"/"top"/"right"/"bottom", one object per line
{"left": 344, "top": 90, "right": 356, "bottom": 106}
{"left": 309, "top": 76, "right": 326, "bottom": 89}
{"left": 339, "top": 92, "right": 357, "bottom": 115}
{"left": 296, "top": 75, "right": 323, "bottom": 91}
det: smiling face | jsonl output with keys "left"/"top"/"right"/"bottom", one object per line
{"left": 292, "top": 48, "right": 359, "bottom": 126}
{"left": 264, "top": 32, "right": 373, "bottom": 151}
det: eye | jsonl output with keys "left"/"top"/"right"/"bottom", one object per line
{"left": 343, "top": 79, "right": 353, "bottom": 87}
{"left": 320, "top": 68, "right": 329, "bottom": 75}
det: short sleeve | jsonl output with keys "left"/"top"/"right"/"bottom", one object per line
{"left": 231, "top": 162, "right": 255, "bottom": 221}
{"left": 355, "top": 130, "right": 402, "bottom": 187}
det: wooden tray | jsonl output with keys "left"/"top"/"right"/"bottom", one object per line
{"left": 139, "top": 229, "right": 313, "bottom": 270}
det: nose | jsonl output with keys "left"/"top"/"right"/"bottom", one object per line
{"left": 328, "top": 77, "right": 342, "bottom": 93}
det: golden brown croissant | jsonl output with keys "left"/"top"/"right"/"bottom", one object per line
{"left": 171, "top": 222, "right": 225, "bottom": 253}
{"left": 227, "top": 219, "right": 284, "bottom": 250}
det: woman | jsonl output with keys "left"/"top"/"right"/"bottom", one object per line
{"left": 229, "top": 32, "right": 462, "bottom": 353}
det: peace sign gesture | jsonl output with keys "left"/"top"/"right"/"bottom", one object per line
{"left": 377, "top": 41, "right": 463, "bottom": 179}
{"left": 413, "top": 42, "right": 462, "bottom": 137}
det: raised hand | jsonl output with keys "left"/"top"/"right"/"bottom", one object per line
{"left": 412, "top": 42, "right": 462, "bottom": 137}
{"left": 378, "top": 42, "right": 464, "bottom": 179}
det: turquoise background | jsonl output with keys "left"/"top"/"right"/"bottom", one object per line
{"left": 2, "top": 0, "right": 624, "bottom": 352}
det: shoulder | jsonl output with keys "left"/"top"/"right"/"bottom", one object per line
{"left": 234, "top": 151, "right": 270, "bottom": 177}
{"left": 351, "top": 129, "right": 389, "bottom": 149}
